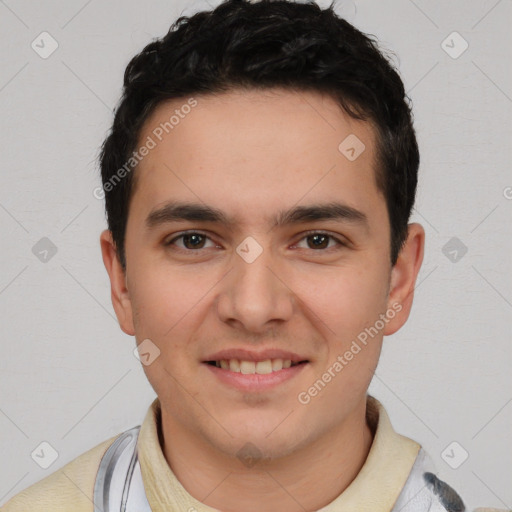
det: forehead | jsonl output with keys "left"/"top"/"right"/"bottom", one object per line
{"left": 129, "top": 88, "right": 383, "bottom": 227}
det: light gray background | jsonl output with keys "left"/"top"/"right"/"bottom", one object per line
{"left": 0, "top": 0, "right": 511, "bottom": 509}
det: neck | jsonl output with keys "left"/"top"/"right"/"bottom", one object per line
{"left": 159, "top": 399, "right": 374, "bottom": 512}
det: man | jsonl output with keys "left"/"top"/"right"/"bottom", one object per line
{"left": 1, "top": 1, "right": 502, "bottom": 511}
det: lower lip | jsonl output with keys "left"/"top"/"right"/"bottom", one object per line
{"left": 203, "top": 362, "right": 308, "bottom": 392}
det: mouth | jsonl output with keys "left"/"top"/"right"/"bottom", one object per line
{"left": 204, "top": 358, "right": 309, "bottom": 374}
{"left": 202, "top": 358, "right": 310, "bottom": 392}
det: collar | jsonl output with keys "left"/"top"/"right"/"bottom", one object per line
{"left": 137, "top": 395, "right": 421, "bottom": 512}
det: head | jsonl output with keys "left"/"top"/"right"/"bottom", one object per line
{"left": 100, "top": 0, "right": 424, "bottom": 462}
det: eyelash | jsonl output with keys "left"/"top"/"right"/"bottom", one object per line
{"left": 164, "top": 230, "right": 347, "bottom": 253}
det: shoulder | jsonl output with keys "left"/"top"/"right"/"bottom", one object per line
{"left": 1, "top": 433, "right": 122, "bottom": 512}
{"left": 392, "top": 447, "right": 509, "bottom": 512}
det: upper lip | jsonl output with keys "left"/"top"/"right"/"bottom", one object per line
{"left": 203, "top": 349, "right": 309, "bottom": 363}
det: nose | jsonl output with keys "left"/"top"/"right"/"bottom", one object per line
{"left": 216, "top": 240, "right": 295, "bottom": 333}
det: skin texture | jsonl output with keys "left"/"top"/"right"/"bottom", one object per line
{"left": 100, "top": 88, "right": 425, "bottom": 512}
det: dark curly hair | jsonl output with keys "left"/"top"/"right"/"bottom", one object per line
{"left": 99, "top": 0, "right": 419, "bottom": 270}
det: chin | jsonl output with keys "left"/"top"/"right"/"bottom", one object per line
{"left": 228, "top": 423, "right": 313, "bottom": 463}
{"left": 199, "top": 417, "right": 295, "bottom": 458}
{"left": 227, "top": 436, "right": 302, "bottom": 466}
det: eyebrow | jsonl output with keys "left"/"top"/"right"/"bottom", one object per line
{"left": 145, "top": 200, "right": 369, "bottom": 231}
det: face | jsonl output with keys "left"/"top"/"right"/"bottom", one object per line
{"left": 101, "top": 88, "right": 424, "bottom": 461}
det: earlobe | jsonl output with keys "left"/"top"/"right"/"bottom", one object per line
{"left": 99, "top": 229, "right": 135, "bottom": 336}
{"left": 383, "top": 223, "right": 425, "bottom": 336}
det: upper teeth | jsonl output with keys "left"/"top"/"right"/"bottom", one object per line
{"left": 216, "top": 359, "right": 294, "bottom": 374}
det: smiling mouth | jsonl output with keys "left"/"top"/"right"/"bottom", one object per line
{"left": 204, "top": 359, "right": 309, "bottom": 375}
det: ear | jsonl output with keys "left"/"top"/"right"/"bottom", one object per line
{"left": 100, "top": 229, "right": 135, "bottom": 336}
{"left": 383, "top": 223, "right": 425, "bottom": 336}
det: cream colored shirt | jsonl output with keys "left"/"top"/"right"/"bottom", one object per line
{"left": 0, "top": 395, "right": 498, "bottom": 512}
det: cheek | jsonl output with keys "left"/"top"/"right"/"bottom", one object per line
{"left": 130, "top": 263, "right": 202, "bottom": 331}
{"left": 296, "top": 263, "right": 389, "bottom": 331}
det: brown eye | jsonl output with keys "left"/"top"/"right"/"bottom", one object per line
{"left": 307, "top": 233, "right": 330, "bottom": 249}
{"left": 294, "top": 231, "right": 345, "bottom": 251}
{"left": 181, "top": 233, "right": 206, "bottom": 249}
{"left": 165, "top": 231, "right": 216, "bottom": 251}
